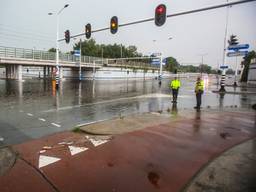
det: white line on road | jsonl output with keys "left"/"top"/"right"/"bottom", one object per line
{"left": 51, "top": 123, "right": 61, "bottom": 127}
{"left": 19, "top": 110, "right": 24, "bottom": 113}
{"left": 42, "top": 93, "right": 176, "bottom": 113}
{"left": 27, "top": 113, "right": 33, "bottom": 116}
{"left": 38, "top": 118, "right": 46, "bottom": 122}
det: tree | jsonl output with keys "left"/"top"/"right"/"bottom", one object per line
{"left": 241, "top": 50, "right": 256, "bottom": 82}
{"left": 164, "top": 57, "right": 180, "bottom": 72}
{"left": 73, "top": 39, "right": 141, "bottom": 58}
{"left": 48, "top": 48, "right": 56, "bottom": 52}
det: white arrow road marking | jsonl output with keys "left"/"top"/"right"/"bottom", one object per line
{"left": 68, "top": 146, "right": 88, "bottom": 156}
{"left": 51, "top": 123, "right": 61, "bottom": 127}
{"left": 86, "top": 136, "right": 109, "bottom": 147}
{"left": 38, "top": 155, "right": 61, "bottom": 168}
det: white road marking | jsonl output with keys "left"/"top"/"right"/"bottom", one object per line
{"left": 86, "top": 136, "right": 109, "bottom": 147}
{"left": 76, "top": 119, "right": 108, "bottom": 127}
{"left": 58, "top": 142, "right": 67, "bottom": 145}
{"left": 51, "top": 123, "right": 61, "bottom": 127}
{"left": 38, "top": 155, "right": 61, "bottom": 168}
{"left": 68, "top": 146, "right": 88, "bottom": 156}
{"left": 0, "top": 137, "right": 4, "bottom": 142}
{"left": 39, "top": 150, "right": 46, "bottom": 154}
{"left": 27, "top": 113, "right": 33, "bottom": 116}
{"left": 38, "top": 118, "right": 46, "bottom": 122}
{"left": 19, "top": 110, "right": 24, "bottom": 113}
{"left": 42, "top": 93, "right": 185, "bottom": 113}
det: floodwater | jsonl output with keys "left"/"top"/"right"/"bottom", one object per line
{"left": 0, "top": 76, "right": 255, "bottom": 145}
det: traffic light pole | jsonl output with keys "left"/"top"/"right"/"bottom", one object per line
{"left": 56, "top": 14, "right": 60, "bottom": 89}
{"left": 58, "top": 0, "right": 256, "bottom": 42}
{"left": 219, "top": 0, "right": 230, "bottom": 92}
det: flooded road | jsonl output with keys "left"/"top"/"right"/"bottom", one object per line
{"left": 0, "top": 76, "right": 255, "bottom": 145}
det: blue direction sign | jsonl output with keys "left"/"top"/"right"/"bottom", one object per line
{"left": 74, "top": 50, "right": 81, "bottom": 56}
{"left": 220, "top": 65, "right": 228, "bottom": 69}
{"left": 151, "top": 57, "right": 161, "bottom": 65}
{"left": 228, "top": 44, "right": 249, "bottom": 51}
{"left": 227, "top": 50, "right": 248, "bottom": 57}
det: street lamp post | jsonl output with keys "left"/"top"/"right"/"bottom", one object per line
{"left": 198, "top": 53, "right": 208, "bottom": 75}
{"left": 153, "top": 37, "right": 173, "bottom": 81}
{"left": 49, "top": 4, "right": 69, "bottom": 90}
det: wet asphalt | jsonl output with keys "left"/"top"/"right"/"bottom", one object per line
{"left": 0, "top": 76, "right": 255, "bottom": 146}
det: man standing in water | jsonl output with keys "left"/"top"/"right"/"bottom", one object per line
{"left": 194, "top": 77, "right": 204, "bottom": 110}
{"left": 170, "top": 77, "right": 181, "bottom": 103}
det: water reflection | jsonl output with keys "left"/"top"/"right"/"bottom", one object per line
{"left": 171, "top": 103, "right": 178, "bottom": 116}
{"left": 193, "top": 110, "right": 202, "bottom": 133}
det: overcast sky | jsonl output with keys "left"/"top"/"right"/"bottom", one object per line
{"left": 0, "top": 0, "right": 255, "bottom": 69}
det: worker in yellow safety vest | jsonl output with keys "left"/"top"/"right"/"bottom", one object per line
{"left": 194, "top": 77, "right": 204, "bottom": 110}
{"left": 170, "top": 77, "right": 181, "bottom": 103}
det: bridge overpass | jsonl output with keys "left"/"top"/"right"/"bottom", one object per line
{"left": 0, "top": 46, "right": 159, "bottom": 80}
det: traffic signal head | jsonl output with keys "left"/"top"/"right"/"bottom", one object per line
{"left": 85, "top": 23, "right": 91, "bottom": 39}
{"left": 110, "top": 16, "right": 118, "bottom": 34}
{"left": 228, "top": 35, "right": 239, "bottom": 46}
{"left": 155, "top": 4, "right": 167, "bottom": 26}
{"left": 65, "top": 30, "right": 70, "bottom": 43}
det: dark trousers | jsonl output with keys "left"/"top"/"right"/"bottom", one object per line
{"left": 196, "top": 92, "right": 202, "bottom": 108}
{"left": 172, "top": 89, "right": 179, "bottom": 102}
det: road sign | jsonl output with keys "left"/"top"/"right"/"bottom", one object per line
{"left": 220, "top": 65, "right": 228, "bottom": 69}
{"left": 228, "top": 44, "right": 249, "bottom": 51}
{"left": 227, "top": 51, "right": 248, "bottom": 57}
{"left": 151, "top": 53, "right": 162, "bottom": 57}
{"left": 74, "top": 50, "right": 80, "bottom": 56}
{"left": 151, "top": 57, "right": 161, "bottom": 65}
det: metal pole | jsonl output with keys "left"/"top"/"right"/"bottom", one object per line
{"left": 79, "top": 39, "right": 82, "bottom": 81}
{"left": 219, "top": 0, "right": 230, "bottom": 92}
{"left": 234, "top": 56, "right": 238, "bottom": 86}
{"left": 93, "top": 60, "right": 96, "bottom": 80}
{"left": 55, "top": 14, "right": 60, "bottom": 89}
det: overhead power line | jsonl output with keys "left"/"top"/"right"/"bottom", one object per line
{"left": 60, "top": 0, "right": 256, "bottom": 42}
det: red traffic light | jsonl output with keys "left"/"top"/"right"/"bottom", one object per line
{"left": 156, "top": 5, "right": 165, "bottom": 14}
{"left": 155, "top": 4, "right": 167, "bottom": 27}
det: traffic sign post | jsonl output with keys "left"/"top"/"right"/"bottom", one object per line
{"left": 227, "top": 42, "right": 249, "bottom": 86}
{"left": 228, "top": 44, "right": 249, "bottom": 51}
{"left": 227, "top": 50, "right": 248, "bottom": 57}
{"left": 220, "top": 65, "right": 228, "bottom": 69}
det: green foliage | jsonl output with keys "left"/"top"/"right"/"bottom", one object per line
{"left": 73, "top": 39, "right": 141, "bottom": 58}
{"left": 241, "top": 50, "right": 256, "bottom": 82}
{"left": 164, "top": 57, "right": 180, "bottom": 72}
{"left": 48, "top": 48, "right": 56, "bottom": 52}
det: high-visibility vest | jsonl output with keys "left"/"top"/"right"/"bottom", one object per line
{"left": 195, "top": 80, "right": 204, "bottom": 92}
{"left": 170, "top": 79, "right": 181, "bottom": 90}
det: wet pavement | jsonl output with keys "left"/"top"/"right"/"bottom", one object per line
{"left": 1, "top": 76, "right": 256, "bottom": 146}
{"left": 0, "top": 109, "right": 255, "bottom": 192}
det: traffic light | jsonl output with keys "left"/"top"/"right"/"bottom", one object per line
{"left": 228, "top": 35, "right": 239, "bottom": 46}
{"left": 85, "top": 23, "right": 91, "bottom": 39}
{"left": 155, "top": 4, "right": 167, "bottom": 26}
{"left": 65, "top": 30, "right": 70, "bottom": 43}
{"left": 110, "top": 16, "right": 118, "bottom": 34}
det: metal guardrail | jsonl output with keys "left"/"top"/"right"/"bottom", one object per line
{"left": 0, "top": 46, "right": 102, "bottom": 64}
{"left": 0, "top": 46, "right": 159, "bottom": 70}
